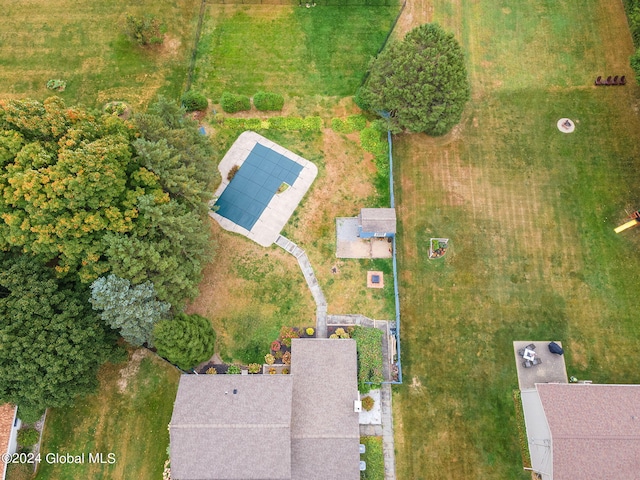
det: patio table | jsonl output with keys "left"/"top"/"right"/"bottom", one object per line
{"left": 523, "top": 348, "right": 536, "bottom": 361}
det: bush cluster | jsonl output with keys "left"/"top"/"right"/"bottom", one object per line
{"left": 18, "top": 428, "right": 39, "bottom": 447}
{"left": 46, "top": 79, "right": 66, "bottom": 92}
{"left": 361, "top": 395, "right": 375, "bottom": 411}
{"left": 182, "top": 91, "right": 208, "bottom": 112}
{"left": 220, "top": 92, "right": 251, "bottom": 113}
{"left": 226, "top": 365, "right": 241, "bottom": 374}
{"left": 219, "top": 116, "right": 322, "bottom": 132}
{"left": 331, "top": 114, "right": 367, "bottom": 134}
{"left": 360, "top": 124, "right": 390, "bottom": 203}
{"left": 17, "top": 405, "right": 44, "bottom": 424}
{"left": 125, "top": 14, "right": 164, "bottom": 46}
{"left": 253, "top": 91, "right": 284, "bottom": 111}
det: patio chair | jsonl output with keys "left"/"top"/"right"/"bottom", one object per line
{"left": 523, "top": 360, "right": 533, "bottom": 368}
{"left": 612, "top": 75, "right": 619, "bottom": 85}
{"left": 517, "top": 348, "right": 525, "bottom": 357}
{"left": 605, "top": 76, "right": 612, "bottom": 85}
{"left": 526, "top": 343, "right": 536, "bottom": 350}
{"left": 595, "top": 76, "right": 602, "bottom": 85}
{"left": 620, "top": 75, "right": 627, "bottom": 85}
{"left": 533, "top": 357, "right": 543, "bottom": 366}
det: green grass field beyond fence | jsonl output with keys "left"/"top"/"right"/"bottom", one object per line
{"left": 393, "top": 0, "right": 640, "bottom": 479}
{"left": 194, "top": 5, "right": 399, "bottom": 100}
{"left": 0, "top": 0, "right": 200, "bottom": 108}
{"left": 36, "top": 351, "right": 179, "bottom": 480}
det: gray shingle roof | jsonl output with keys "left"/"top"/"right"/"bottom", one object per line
{"left": 170, "top": 339, "right": 360, "bottom": 480}
{"left": 359, "top": 208, "right": 396, "bottom": 234}
{"left": 170, "top": 375, "right": 292, "bottom": 480}
{"left": 537, "top": 383, "right": 640, "bottom": 480}
{"left": 291, "top": 339, "right": 360, "bottom": 480}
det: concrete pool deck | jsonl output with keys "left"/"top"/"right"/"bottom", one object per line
{"left": 210, "top": 131, "right": 318, "bottom": 247}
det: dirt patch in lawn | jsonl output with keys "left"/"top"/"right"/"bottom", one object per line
{"left": 116, "top": 348, "right": 148, "bottom": 393}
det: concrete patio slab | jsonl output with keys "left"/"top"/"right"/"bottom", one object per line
{"left": 513, "top": 340, "right": 568, "bottom": 390}
{"left": 336, "top": 217, "right": 392, "bottom": 259}
{"left": 210, "top": 131, "right": 317, "bottom": 247}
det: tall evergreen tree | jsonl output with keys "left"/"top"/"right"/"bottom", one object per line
{"left": 359, "top": 23, "right": 471, "bottom": 136}
{"left": 0, "top": 254, "right": 118, "bottom": 412}
{"left": 153, "top": 313, "right": 216, "bottom": 370}
{"left": 90, "top": 274, "right": 170, "bottom": 347}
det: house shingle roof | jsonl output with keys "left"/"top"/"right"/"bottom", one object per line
{"left": 290, "top": 339, "right": 360, "bottom": 480}
{"left": 0, "top": 404, "right": 16, "bottom": 479}
{"left": 537, "top": 383, "right": 640, "bottom": 480}
{"left": 170, "top": 375, "right": 293, "bottom": 480}
{"left": 170, "top": 339, "right": 361, "bottom": 480}
{"left": 359, "top": 208, "right": 396, "bottom": 234}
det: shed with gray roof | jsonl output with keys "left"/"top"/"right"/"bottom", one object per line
{"left": 358, "top": 208, "right": 396, "bottom": 238}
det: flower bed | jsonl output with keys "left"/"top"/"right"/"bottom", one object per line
{"left": 429, "top": 238, "right": 449, "bottom": 259}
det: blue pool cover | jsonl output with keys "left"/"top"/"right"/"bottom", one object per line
{"left": 215, "top": 144, "right": 303, "bottom": 230}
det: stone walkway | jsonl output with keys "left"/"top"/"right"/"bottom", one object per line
{"left": 276, "top": 235, "right": 396, "bottom": 480}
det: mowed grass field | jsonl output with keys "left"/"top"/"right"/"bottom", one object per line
{"left": 0, "top": 0, "right": 200, "bottom": 107}
{"left": 393, "top": 1, "right": 640, "bottom": 479}
{"left": 36, "top": 350, "right": 180, "bottom": 480}
{"left": 194, "top": 5, "right": 399, "bottom": 100}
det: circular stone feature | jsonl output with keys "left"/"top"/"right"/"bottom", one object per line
{"left": 557, "top": 118, "right": 575, "bottom": 133}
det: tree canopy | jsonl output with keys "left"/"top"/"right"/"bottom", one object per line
{"left": 0, "top": 96, "right": 216, "bottom": 307}
{"left": 0, "top": 254, "right": 118, "bottom": 412}
{"left": 153, "top": 313, "right": 216, "bottom": 370}
{"left": 358, "top": 23, "right": 471, "bottom": 135}
{"left": 90, "top": 274, "right": 170, "bottom": 347}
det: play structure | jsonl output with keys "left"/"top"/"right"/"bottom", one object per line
{"left": 614, "top": 210, "right": 640, "bottom": 233}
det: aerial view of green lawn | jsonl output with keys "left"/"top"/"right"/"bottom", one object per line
{"left": 0, "top": 0, "right": 200, "bottom": 107}
{"left": 3, "top": 0, "right": 640, "bottom": 478}
{"left": 393, "top": 0, "right": 640, "bottom": 478}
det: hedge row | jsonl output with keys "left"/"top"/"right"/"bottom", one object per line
{"left": 217, "top": 115, "right": 323, "bottom": 132}
{"left": 253, "top": 91, "right": 284, "bottom": 111}
{"left": 220, "top": 92, "right": 251, "bottom": 113}
{"left": 330, "top": 114, "right": 368, "bottom": 134}
{"left": 360, "top": 124, "right": 390, "bottom": 206}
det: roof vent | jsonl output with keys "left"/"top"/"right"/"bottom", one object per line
{"left": 354, "top": 400, "right": 362, "bottom": 413}
{"left": 233, "top": 389, "right": 238, "bottom": 395}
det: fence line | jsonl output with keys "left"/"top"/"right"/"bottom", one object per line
{"left": 387, "top": 130, "right": 403, "bottom": 384}
{"left": 185, "top": 0, "right": 208, "bottom": 93}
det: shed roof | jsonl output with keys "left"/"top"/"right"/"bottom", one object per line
{"left": 359, "top": 208, "right": 396, "bottom": 234}
{"left": 537, "top": 383, "right": 640, "bottom": 480}
{"left": 170, "top": 375, "right": 293, "bottom": 480}
{"left": 290, "top": 339, "right": 360, "bottom": 480}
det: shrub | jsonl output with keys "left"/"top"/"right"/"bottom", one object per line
{"left": 206, "top": 367, "right": 217, "bottom": 374}
{"left": 271, "top": 340, "right": 281, "bottom": 352}
{"left": 282, "top": 352, "right": 291, "bottom": 365}
{"left": 274, "top": 350, "right": 283, "bottom": 360}
{"left": 281, "top": 368, "right": 289, "bottom": 374}
{"left": 182, "top": 90, "right": 208, "bottom": 112}
{"left": 125, "top": 14, "right": 163, "bottom": 46}
{"left": 335, "top": 327, "right": 350, "bottom": 339}
{"left": 265, "top": 353, "right": 275, "bottom": 365}
{"left": 268, "top": 368, "right": 277, "bottom": 374}
{"left": 46, "top": 79, "right": 66, "bottom": 92}
{"left": 331, "top": 114, "right": 367, "bottom": 134}
{"left": 17, "top": 428, "right": 39, "bottom": 447}
{"left": 279, "top": 326, "right": 299, "bottom": 347}
{"left": 17, "top": 405, "right": 44, "bottom": 424}
{"left": 220, "top": 92, "right": 251, "bottom": 113}
{"left": 253, "top": 91, "right": 284, "bottom": 111}
{"left": 227, "top": 165, "right": 240, "bottom": 181}
{"left": 361, "top": 396, "right": 375, "bottom": 411}
{"left": 248, "top": 363, "right": 261, "bottom": 374}
{"left": 104, "top": 102, "right": 127, "bottom": 116}
{"left": 153, "top": 313, "right": 216, "bottom": 370}
{"left": 330, "top": 333, "right": 339, "bottom": 339}
{"left": 360, "top": 127, "right": 388, "bottom": 157}
{"left": 227, "top": 365, "right": 241, "bottom": 374}
{"left": 306, "top": 327, "right": 315, "bottom": 336}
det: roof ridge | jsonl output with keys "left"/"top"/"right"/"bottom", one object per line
{"left": 171, "top": 423, "right": 290, "bottom": 429}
